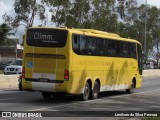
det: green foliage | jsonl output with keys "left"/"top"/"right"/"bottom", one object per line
{"left": 42, "top": 0, "right": 117, "bottom": 31}
{"left": 0, "top": 23, "right": 11, "bottom": 46}
{"left": 2, "top": 0, "right": 160, "bottom": 58}
{"left": 117, "top": 1, "right": 160, "bottom": 57}
{"left": 42, "top": 0, "right": 71, "bottom": 27}
{"left": 91, "top": 0, "right": 117, "bottom": 32}
{"left": 3, "top": 0, "right": 45, "bottom": 30}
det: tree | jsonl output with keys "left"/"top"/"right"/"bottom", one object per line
{"left": 91, "top": 0, "right": 118, "bottom": 32}
{"left": 117, "top": 3, "right": 158, "bottom": 57}
{"left": 0, "top": 23, "right": 11, "bottom": 46}
{"left": 42, "top": 0, "right": 118, "bottom": 31}
{"left": 3, "top": 0, "right": 46, "bottom": 31}
{"left": 66, "top": 0, "right": 91, "bottom": 28}
{"left": 117, "top": 0, "right": 138, "bottom": 21}
{"left": 148, "top": 6, "right": 160, "bottom": 67}
{"left": 42, "top": 0, "right": 71, "bottom": 27}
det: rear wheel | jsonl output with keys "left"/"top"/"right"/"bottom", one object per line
{"left": 126, "top": 80, "right": 135, "bottom": 94}
{"left": 81, "top": 82, "right": 90, "bottom": 101}
{"left": 92, "top": 81, "right": 100, "bottom": 99}
{"left": 42, "top": 92, "right": 52, "bottom": 99}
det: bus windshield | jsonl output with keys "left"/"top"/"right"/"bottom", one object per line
{"left": 27, "top": 28, "right": 68, "bottom": 47}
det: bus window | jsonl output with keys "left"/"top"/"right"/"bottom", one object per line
{"left": 87, "top": 37, "right": 97, "bottom": 55}
{"left": 97, "top": 38, "right": 107, "bottom": 56}
{"left": 129, "top": 43, "right": 136, "bottom": 59}
{"left": 72, "top": 35, "right": 80, "bottom": 54}
{"left": 122, "top": 42, "right": 129, "bottom": 57}
{"left": 108, "top": 40, "right": 116, "bottom": 56}
{"left": 80, "top": 36, "right": 87, "bottom": 55}
{"left": 27, "top": 29, "right": 68, "bottom": 47}
{"left": 115, "top": 41, "right": 123, "bottom": 57}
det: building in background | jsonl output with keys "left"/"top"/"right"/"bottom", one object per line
{"left": 0, "top": 36, "right": 23, "bottom": 67}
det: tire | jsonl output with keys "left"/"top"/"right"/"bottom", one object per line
{"left": 92, "top": 81, "right": 100, "bottom": 99}
{"left": 42, "top": 92, "right": 52, "bottom": 99}
{"left": 126, "top": 80, "right": 135, "bottom": 94}
{"left": 81, "top": 82, "right": 90, "bottom": 101}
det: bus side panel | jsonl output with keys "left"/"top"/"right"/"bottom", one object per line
{"left": 70, "top": 54, "right": 131, "bottom": 94}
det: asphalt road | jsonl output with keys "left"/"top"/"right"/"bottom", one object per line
{"left": 0, "top": 76, "right": 160, "bottom": 119}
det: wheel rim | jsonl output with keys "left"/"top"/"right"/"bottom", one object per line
{"left": 84, "top": 83, "right": 90, "bottom": 99}
{"left": 93, "top": 82, "right": 99, "bottom": 98}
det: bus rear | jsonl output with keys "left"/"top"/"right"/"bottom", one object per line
{"left": 22, "top": 28, "right": 70, "bottom": 94}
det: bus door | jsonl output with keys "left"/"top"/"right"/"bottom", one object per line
{"left": 137, "top": 44, "right": 143, "bottom": 75}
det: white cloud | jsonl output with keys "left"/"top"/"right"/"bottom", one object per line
{"left": 137, "top": 0, "right": 160, "bottom": 8}
{"left": 0, "top": 0, "right": 15, "bottom": 24}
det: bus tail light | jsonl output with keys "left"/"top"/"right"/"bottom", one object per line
{"left": 64, "top": 69, "right": 69, "bottom": 80}
{"left": 22, "top": 67, "right": 25, "bottom": 78}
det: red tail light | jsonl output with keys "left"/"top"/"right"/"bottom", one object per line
{"left": 64, "top": 69, "right": 69, "bottom": 80}
{"left": 22, "top": 67, "right": 25, "bottom": 78}
{"left": 18, "top": 75, "right": 22, "bottom": 79}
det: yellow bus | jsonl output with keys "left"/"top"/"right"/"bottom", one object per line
{"left": 22, "top": 27, "right": 143, "bottom": 101}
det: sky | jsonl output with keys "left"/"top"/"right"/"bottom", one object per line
{"left": 0, "top": 0, "right": 160, "bottom": 43}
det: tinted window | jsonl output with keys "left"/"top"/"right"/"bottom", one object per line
{"left": 80, "top": 36, "right": 87, "bottom": 54}
{"left": 97, "top": 38, "right": 107, "bottom": 56}
{"left": 108, "top": 40, "right": 116, "bottom": 56}
{"left": 27, "top": 29, "right": 68, "bottom": 47}
{"left": 72, "top": 34, "right": 137, "bottom": 59}
{"left": 87, "top": 37, "right": 97, "bottom": 55}
{"left": 73, "top": 35, "right": 80, "bottom": 53}
{"left": 129, "top": 43, "right": 136, "bottom": 58}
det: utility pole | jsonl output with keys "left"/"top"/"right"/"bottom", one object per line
{"left": 15, "top": 39, "right": 17, "bottom": 60}
{"left": 144, "top": 0, "right": 147, "bottom": 56}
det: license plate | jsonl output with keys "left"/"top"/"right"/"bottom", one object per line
{"left": 39, "top": 78, "right": 48, "bottom": 82}
{"left": 10, "top": 68, "right": 14, "bottom": 71}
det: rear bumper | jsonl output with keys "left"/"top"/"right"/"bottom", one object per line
{"left": 4, "top": 71, "right": 21, "bottom": 74}
{"left": 22, "top": 80, "right": 69, "bottom": 93}
{"left": 25, "top": 78, "right": 66, "bottom": 83}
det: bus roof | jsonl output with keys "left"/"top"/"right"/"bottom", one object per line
{"left": 69, "top": 28, "right": 141, "bottom": 45}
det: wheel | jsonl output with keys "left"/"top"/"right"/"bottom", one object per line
{"left": 92, "top": 81, "right": 100, "bottom": 99}
{"left": 126, "top": 80, "right": 135, "bottom": 94}
{"left": 81, "top": 82, "right": 91, "bottom": 101}
{"left": 42, "top": 92, "right": 52, "bottom": 99}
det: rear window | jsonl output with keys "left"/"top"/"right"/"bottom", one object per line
{"left": 27, "top": 28, "right": 68, "bottom": 47}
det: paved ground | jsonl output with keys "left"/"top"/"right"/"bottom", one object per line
{"left": 0, "top": 76, "right": 160, "bottom": 120}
